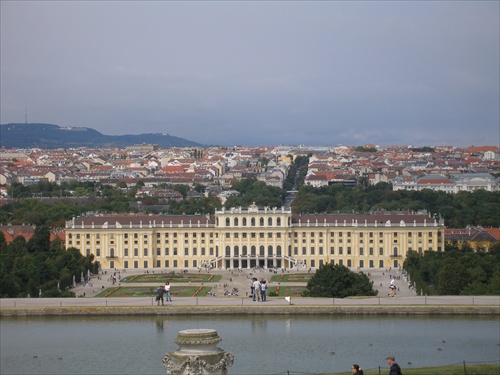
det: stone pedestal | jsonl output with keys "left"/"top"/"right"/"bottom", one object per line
{"left": 163, "top": 329, "right": 234, "bottom": 375}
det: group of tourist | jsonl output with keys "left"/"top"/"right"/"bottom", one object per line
{"left": 250, "top": 277, "right": 268, "bottom": 302}
{"left": 351, "top": 356, "right": 402, "bottom": 375}
{"left": 155, "top": 282, "right": 172, "bottom": 305}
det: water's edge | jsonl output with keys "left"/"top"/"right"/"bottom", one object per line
{"left": 2, "top": 304, "right": 499, "bottom": 316}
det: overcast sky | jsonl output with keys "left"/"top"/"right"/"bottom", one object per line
{"left": 1, "top": 1, "right": 499, "bottom": 147}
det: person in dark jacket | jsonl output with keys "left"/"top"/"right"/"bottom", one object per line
{"left": 156, "top": 286, "right": 165, "bottom": 306}
{"left": 386, "top": 356, "right": 402, "bottom": 375}
{"left": 351, "top": 364, "right": 364, "bottom": 375}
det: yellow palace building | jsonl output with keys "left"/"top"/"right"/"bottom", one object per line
{"left": 65, "top": 205, "right": 445, "bottom": 271}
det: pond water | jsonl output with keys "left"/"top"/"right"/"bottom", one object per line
{"left": 1, "top": 315, "right": 499, "bottom": 375}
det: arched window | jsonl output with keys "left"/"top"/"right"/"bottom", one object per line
{"left": 259, "top": 246, "right": 265, "bottom": 256}
{"left": 251, "top": 245, "right": 256, "bottom": 256}
{"left": 268, "top": 245, "right": 273, "bottom": 256}
{"left": 277, "top": 217, "right": 281, "bottom": 226}
{"left": 110, "top": 248, "right": 115, "bottom": 257}
{"left": 234, "top": 246, "right": 239, "bottom": 257}
{"left": 260, "top": 217, "right": 264, "bottom": 226}
{"left": 234, "top": 218, "right": 239, "bottom": 226}
{"left": 225, "top": 218, "right": 230, "bottom": 227}
{"left": 242, "top": 217, "right": 247, "bottom": 226}
{"left": 242, "top": 246, "right": 247, "bottom": 256}
{"left": 225, "top": 246, "right": 231, "bottom": 257}
{"left": 277, "top": 245, "right": 282, "bottom": 256}
{"left": 251, "top": 217, "right": 256, "bottom": 226}
{"left": 268, "top": 217, "right": 273, "bottom": 226}
{"left": 393, "top": 247, "right": 398, "bottom": 256}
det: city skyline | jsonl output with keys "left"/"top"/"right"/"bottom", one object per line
{"left": 1, "top": 1, "right": 499, "bottom": 147}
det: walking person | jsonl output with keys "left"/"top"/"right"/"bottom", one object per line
{"left": 156, "top": 285, "right": 165, "bottom": 306}
{"left": 164, "top": 282, "right": 172, "bottom": 302}
{"left": 386, "top": 356, "right": 402, "bottom": 375}
{"left": 351, "top": 364, "right": 364, "bottom": 375}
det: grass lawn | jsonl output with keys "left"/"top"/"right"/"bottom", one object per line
{"left": 270, "top": 273, "right": 312, "bottom": 283}
{"left": 314, "top": 363, "right": 499, "bottom": 375}
{"left": 95, "top": 286, "right": 212, "bottom": 298}
{"left": 267, "top": 285, "right": 305, "bottom": 297}
{"left": 122, "top": 272, "right": 221, "bottom": 283}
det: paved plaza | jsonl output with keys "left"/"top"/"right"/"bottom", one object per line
{"left": 1, "top": 267, "right": 499, "bottom": 310}
{"left": 73, "top": 266, "right": 414, "bottom": 299}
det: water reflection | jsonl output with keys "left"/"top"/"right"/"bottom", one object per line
{"left": 1, "top": 315, "right": 498, "bottom": 375}
{"left": 155, "top": 318, "right": 166, "bottom": 331}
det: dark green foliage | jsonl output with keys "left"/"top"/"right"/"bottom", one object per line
{"left": 302, "top": 263, "right": 377, "bottom": 298}
{"left": 1, "top": 180, "right": 225, "bottom": 226}
{"left": 283, "top": 164, "right": 297, "bottom": 190}
{"left": 292, "top": 184, "right": 500, "bottom": 227}
{"left": 1, "top": 198, "right": 80, "bottom": 227}
{"left": 224, "top": 178, "right": 285, "bottom": 208}
{"left": 27, "top": 225, "right": 51, "bottom": 253}
{"left": 438, "top": 261, "right": 471, "bottom": 294}
{"left": 0, "top": 233, "right": 97, "bottom": 298}
{"left": 170, "top": 184, "right": 190, "bottom": 198}
{"left": 354, "top": 146, "right": 377, "bottom": 152}
{"left": 404, "top": 249, "right": 500, "bottom": 296}
{"left": 410, "top": 146, "right": 435, "bottom": 152}
{"left": 169, "top": 196, "right": 222, "bottom": 215}
{"left": 193, "top": 183, "right": 205, "bottom": 193}
{"left": 294, "top": 155, "right": 310, "bottom": 187}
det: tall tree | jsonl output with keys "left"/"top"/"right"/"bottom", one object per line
{"left": 27, "top": 225, "right": 51, "bottom": 253}
{"left": 302, "top": 263, "right": 377, "bottom": 298}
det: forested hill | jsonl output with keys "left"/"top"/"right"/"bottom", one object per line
{"left": 0, "top": 123, "right": 203, "bottom": 149}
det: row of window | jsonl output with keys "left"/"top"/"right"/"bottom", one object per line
{"left": 88, "top": 244, "right": 433, "bottom": 259}
{"left": 71, "top": 232, "right": 215, "bottom": 239}
{"left": 87, "top": 247, "right": 217, "bottom": 258}
{"left": 74, "top": 236, "right": 435, "bottom": 249}
{"left": 220, "top": 217, "right": 285, "bottom": 227}
{"left": 70, "top": 230, "right": 438, "bottom": 240}
{"left": 108, "top": 258, "right": 400, "bottom": 270}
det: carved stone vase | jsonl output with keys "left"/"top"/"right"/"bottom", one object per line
{"left": 163, "top": 329, "right": 234, "bottom": 375}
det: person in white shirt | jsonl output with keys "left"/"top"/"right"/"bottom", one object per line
{"left": 252, "top": 278, "right": 261, "bottom": 302}
{"left": 164, "top": 282, "right": 172, "bottom": 302}
{"left": 260, "top": 280, "right": 267, "bottom": 302}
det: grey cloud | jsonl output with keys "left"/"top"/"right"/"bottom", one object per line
{"left": 1, "top": 1, "right": 498, "bottom": 147}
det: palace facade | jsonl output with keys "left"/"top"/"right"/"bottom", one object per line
{"left": 65, "top": 205, "right": 445, "bottom": 270}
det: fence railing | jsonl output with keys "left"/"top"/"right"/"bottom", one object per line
{"left": 1, "top": 295, "right": 499, "bottom": 308}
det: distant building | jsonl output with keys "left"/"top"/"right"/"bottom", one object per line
{"left": 445, "top": 227, "right": 498, "bottom": 252}
{"left": 0, "top": 225, "right": 65, "bottom": 246}
{"left": 65, "top": 206, "right": 445, "bottom": 270}
{"left": 125, "top": 143, "right": 158, "bottom": 153}
{"left": 392, "top": 173, "right": 499, "bottom": 193}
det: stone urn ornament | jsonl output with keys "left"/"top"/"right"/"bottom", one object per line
{"left": 163, "top": 329, "right": 234, "bottom": 375}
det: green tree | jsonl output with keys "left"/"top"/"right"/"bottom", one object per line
{"left": 438, "top": 261, "right": 471, "bottom": 294}
{"left": 225, "top": 179, "right": 285, "bottom": 208}
{"left": 302, "top": 263, "right": 377, "bottom": 298}
{"left": 27, "top": 225, "right": 51, "bottom": 253}
{"left": 73, "top": 187, "right": 89, "bottom": 196}
{"left": 0, "top": 231, "right": 6, "bottom": 252}
{"left": 485, "top": 269, "right": 500, "bottom": 295}
{"left": 171, "top": 184, "right": 189, "bottom": 198}
{"left": 193, "top": 183, "right": 205, "bottom": 193}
